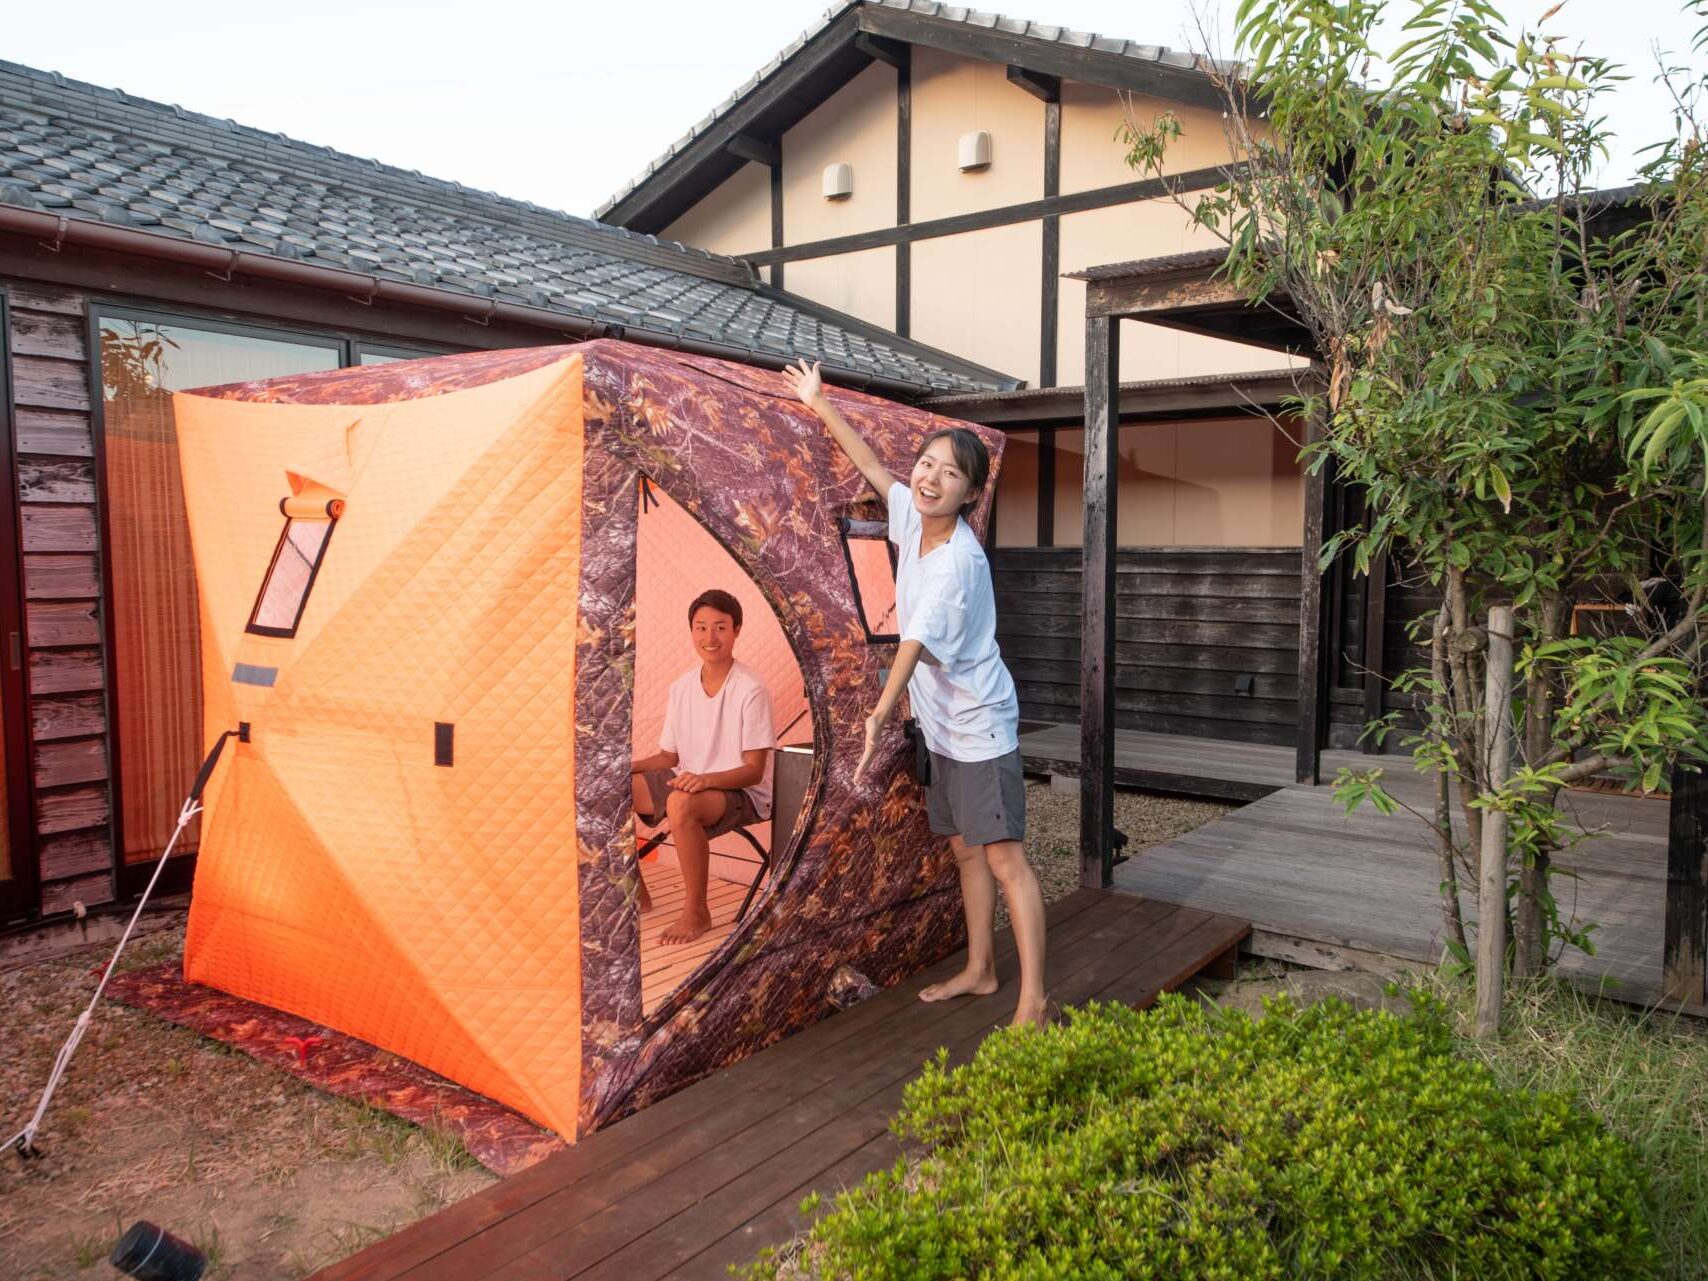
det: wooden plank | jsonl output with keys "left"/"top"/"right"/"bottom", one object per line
{"left": 768, "top": 161, "right": 784, "bottom": 292}
{"left": 997, "top": 590, "right": 1301, "bottom": 624}
{"left": 23, "top": 553, "right": 99, "bottom": 600}
{"left": 1038, "top": 79, "right": 1061, "bottom": 388}
{"left": 34, "top": 736, "right": 107, "bottom": 788}
{"left": 13, "top": 407, "right": 94, "bottom": 457}
{"left": 992, "top": 568, "right": 1302, "bottom": 599}
{"left": 21, "top": 505, "right": 97, "bottom": 553}
{"left": 315, "top": 892, "right": 1110, "bottom": 1281}
{"left": 17, "top": 457, "right": 97, "bottom": 504}
{"left": 1035, "top": 430, "right": 1055, "bottom": 546}
{"left": 40, "top": 871, "right": 112, "bottom": 914}
{"left": 28, "top": 647, "right": 104, "bottom": 695}
{"left": 3, "top": 285, "right": 85, "bottom": 316}
{"left": 36, "top": 784, "right": 109, "bottom": 835}
{"left": 998, "top": 613, "right": 1301, "bottom": 648}
{"left": 8, "top": 308, "right": 86, "bottom": 360}
{"left": 36, "top": 828, "right": 113, "bottom": 880}
{"left": 1663, "top": 756, "right": 1708, "bottom": 1005}
{"left": 1080, "top": 314, "right": 1118, "bottom": 890}
{"left": 1360, "top": 550, "right": 1388, "bottom": 753}
{"left": 30, "top": 690, "right": 105, "bottom": 741}
{"left": 998, "top": 635, "right": 1298, "bottom": 673}
{"left": 10, "top": 354, "right": 91, "bottom": 412}
{"left": 27, "top": 599, "right": 101, "bottom": 648}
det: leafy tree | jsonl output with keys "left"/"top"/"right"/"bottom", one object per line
{"left": 1126, "top": 0, "right": 1708, "bottom": 1025}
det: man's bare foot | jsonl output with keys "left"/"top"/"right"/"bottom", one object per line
{"left": 637, "top": 880, "right": 653, "bottom": 913}
{"left": 660, "top": 911, "right": 712, "bottom": 946}
{"left": 919, "top": 968, "right": 999, "bottom": 1003}
{"left": 1010, "top": 994, "right": 1051, "bottom": 1029}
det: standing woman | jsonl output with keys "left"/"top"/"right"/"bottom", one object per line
{"left": 786, "top": 360, "right": 1048, "bottom": 1028}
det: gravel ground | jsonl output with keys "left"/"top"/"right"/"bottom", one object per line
{"left": 1000, "top": 780, "right": 1233, "bottom": 927}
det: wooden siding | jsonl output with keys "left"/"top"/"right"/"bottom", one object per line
{"left": 992, "top": 546, "right": 1302, "bottom": 745}
{"left": 4, "top": 280, "right": 113, "bottom": 914}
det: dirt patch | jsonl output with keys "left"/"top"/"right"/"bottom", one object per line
{"left": 0, "top": 918, "right": 495, "bottom": 1280}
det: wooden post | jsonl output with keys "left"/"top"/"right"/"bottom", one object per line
{"left": 1474, "top": 604, "right": 1515, "bottom": 1040}
{"left": 1663, "top": 754, "right": 1708, "bottom": 1007}
{"left": 1296, "top": 417, "right": 1332, "bottom": 783}
{"left": 1361, "top": 549, "right": 1389, "bottom": 753}
{"left": 1079, "top": 314, "right": 1120, "bottom": 890}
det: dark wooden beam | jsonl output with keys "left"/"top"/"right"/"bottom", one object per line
{"left": 922, "top": 369, "right": 1305, "bottom": 427}
{"left": 896, "top": 49, "right": 911, "bottom": 337}
{"left": 1296, "top": 419, "right": 1332, "bottom": 784}
{"left": 1006, "top": 65, "right": 1061, "bottom": 102}
{"left": 770, "top": 164, "right": 784, "bottom": 291}
{"left": 854, "top": 33, "right": 909, "bottom": 69}
{"left": 857, "top": 5, "right": 1229, "bottom": 113}
{"left": 726, "top": 134, "right": 781, "bottom": 169}
{"left": 1080, "top": 314, "right": 1120, "bottom": 889}
{"left": 1087, "top": 270, "right": 1254, "bottom": 318}
{"left": 740, "top": 164, "right": 1233, "bottom": 266}
{"left": 1036, "top": 430, "right": 1056, "bottom": 547}
{"left": 1039, "top": 88, "right": 1061, "bottom": 388}
{"left": 1360, "top": 549, "right": 1389, "bottom": 753}
{"left": 1664, "top": 755, "right": 1708, "bottom": 1006}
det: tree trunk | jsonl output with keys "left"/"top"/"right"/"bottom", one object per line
{"left": 1475, "top": 604, "right": 1517, "bottom": 1040}
{"left": 1446, "top": 566, "right": 1484, "bottom": 861}
{"left": 1431, "top": 607, "right": 1468, "bottom": 956}
{"left": 1514, "top": 591, "right": 1568, "bottom": 977}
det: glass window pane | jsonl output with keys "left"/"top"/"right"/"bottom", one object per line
{"left": 101, "top": 318, "right": 339, "bottom": 865}
{"left": 993, "top": 430, "right": 1039, "bottom": 547}
{"left": 252, "top": 519, "right": 333, "bottom": 632}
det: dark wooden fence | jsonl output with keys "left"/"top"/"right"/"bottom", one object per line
{"left": 990, "top": 546, "right": 1302, "bottom": 746}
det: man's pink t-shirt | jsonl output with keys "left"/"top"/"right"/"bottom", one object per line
{"left": 659, "top": 660, "right": 776, "bottom": 818}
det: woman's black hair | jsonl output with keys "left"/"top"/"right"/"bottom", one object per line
{"left": 913, "top": 427, "right": 991, "bottom": 515}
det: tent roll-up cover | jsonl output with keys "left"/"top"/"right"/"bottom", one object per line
{"left": 172, "top": 340, "right": 1003, "bottom": 1138}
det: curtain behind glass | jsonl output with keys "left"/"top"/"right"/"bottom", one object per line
{"left": 100, "top": 321, "right": 339, "bottom": 864}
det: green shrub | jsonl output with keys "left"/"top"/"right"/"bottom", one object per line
{"left": 742, "top": 995, "right": 1657, "bottom": 1281}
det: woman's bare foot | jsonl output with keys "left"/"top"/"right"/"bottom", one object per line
{"left": 919, "top": 967, "right": 998, "bottom": 1003}
{"left": 1010, "top": 994, "right": 1052, "bottom": 1029}
{"left": 660, "top": 911, "right": 712, "bottom": 946}
{"left": 637, "top": 881, "right": 653, "bottom": 913}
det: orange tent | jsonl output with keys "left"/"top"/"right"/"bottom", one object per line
{"left": 174, "top": 341, "right": 1002, "bottom": 1138}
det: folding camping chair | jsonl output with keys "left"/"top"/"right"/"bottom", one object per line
{"left": 635, "top": 747, "right": 812, "bottom": 924}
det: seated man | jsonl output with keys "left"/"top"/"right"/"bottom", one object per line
{"left": 632, "top": 589, "right": 776, "bottom": 945}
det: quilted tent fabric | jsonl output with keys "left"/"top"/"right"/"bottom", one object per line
{"left": 176, "top": 339, "right": 1003, "bottom": 1139}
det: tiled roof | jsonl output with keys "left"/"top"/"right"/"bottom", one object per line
{"left": 596, "top": 0, "right": 1232, "bottom": 220}
{"left": 1065, "top": 247, "right": 1231, "bottom": 282}
{"left": 0, "top": 59, "right": 1013, "bottom": 394}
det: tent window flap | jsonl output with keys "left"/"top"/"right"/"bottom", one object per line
{"left": 247, "top": 513, "right": 337, "bottom": 638}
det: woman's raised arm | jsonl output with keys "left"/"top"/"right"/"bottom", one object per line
{"left": 784, "top": 359, "right": 897, "bottom": 499}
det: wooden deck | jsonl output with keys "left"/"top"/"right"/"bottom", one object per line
{"left": 310, "top": 890, "right": 1249, "bottom": 1281}
{"left": 636, "top": 859, "right": 751, "bottom": 1014}
{"left": 1023, "top": 722, "right": 1694, "bottom": 1013}
{"left": 1019, "top": 720, "right": 1296, "bottom": 801}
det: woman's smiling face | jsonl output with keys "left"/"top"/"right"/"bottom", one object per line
{"left": 910, "top": 436, "right": 975, "bottom": 521}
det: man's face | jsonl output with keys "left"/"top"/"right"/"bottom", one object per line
{"left": 690, "top": 606, "right": 740, "bottom": 663}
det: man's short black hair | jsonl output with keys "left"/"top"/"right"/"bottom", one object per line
{"left": 688, "top": 589, "right": 743, "bottom": 629}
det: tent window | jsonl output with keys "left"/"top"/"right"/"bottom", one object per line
{"left": 247, "top": 514, "right": 337, "bottom": 638}
{"left": 840, "top": 519, "right": 899, "bottom": 642}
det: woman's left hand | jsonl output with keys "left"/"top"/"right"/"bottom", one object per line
{"left": 853, "top": 711, "right": 884, "bottom": 784}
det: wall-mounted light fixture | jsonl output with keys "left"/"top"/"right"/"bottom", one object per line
{"left": 822, "top": 162, "right": 854, "bottom": 200}
{"left": 958, "top": 130, "right": 992, "bottom": 172}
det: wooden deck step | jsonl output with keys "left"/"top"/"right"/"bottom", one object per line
{"left": 311, "top": 890, "right": 1248, "bottom": 1281}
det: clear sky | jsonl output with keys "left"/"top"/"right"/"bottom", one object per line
{"left": 3, "top": 1, "right": 1701, "bottom": 221}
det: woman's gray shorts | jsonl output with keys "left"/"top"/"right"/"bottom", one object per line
{"left": 924, "top": 748, "right": 1026, "bottom": 848}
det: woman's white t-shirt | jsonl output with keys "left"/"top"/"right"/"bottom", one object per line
{"left": 888, "top": 482, "right": 1019, "bottom": 762}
